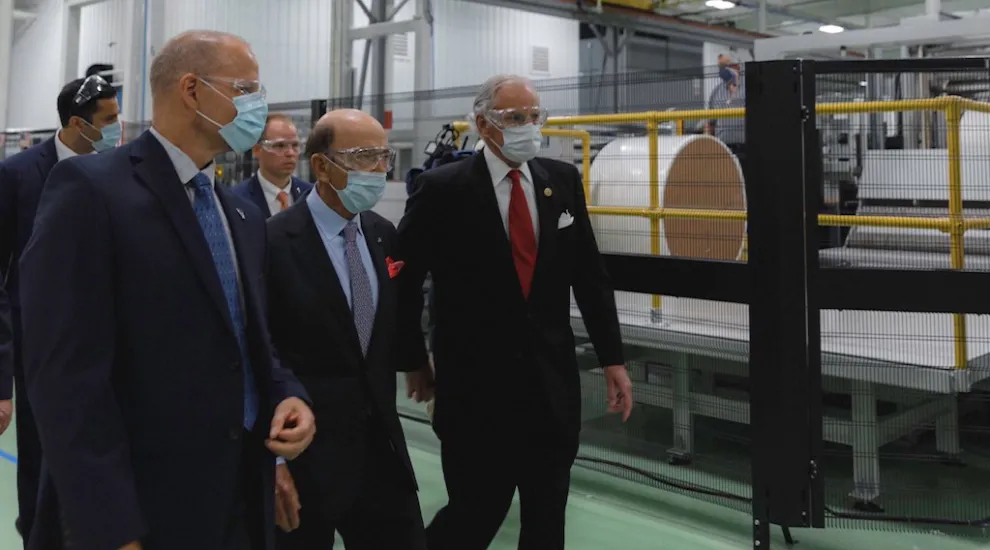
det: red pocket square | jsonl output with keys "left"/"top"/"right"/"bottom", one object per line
{"left": 386, "top": 257, "right": 405, "bottom": 279}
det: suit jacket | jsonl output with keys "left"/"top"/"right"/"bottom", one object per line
{"left": 396, "top": 154, "right": 624, "bottom": 441}
{"left": 232, "top": 174, "right": 312, "bottom": 218}
{"left": 18, "top": 131, "right": 309, "bottom": 550}
{"left": 0, "top": 138, "right": 59, "bottom": 400}
{"left": 266, "top": 201, "right": 417, "bottom": 517}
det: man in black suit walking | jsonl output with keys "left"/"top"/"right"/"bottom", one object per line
{"left": 266, "top": 109, "right": 426, "bottom": 550}
{"left": 19, "top": 30, "right": 315, "bottom": 550}
{"left": 396, "top": 74, "right": 634, "bottom": 550}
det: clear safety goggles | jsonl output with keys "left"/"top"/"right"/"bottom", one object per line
{"left": 74, "top": 74, "right": 114, "bottom": 106}
{"left": 259, "top": 139, "right": 301, "bottom": 154}
{"left": 484, "top": 107, "right": 548, "bottom": 129}
{"left": 201, "top": 76, "right": 267, "bottom": 99}
{"left": 328, "top": 146, "right": 396, "bottom": 172}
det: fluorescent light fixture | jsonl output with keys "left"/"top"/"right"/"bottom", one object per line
{"left": 705, "top": 0, "right": 736, "bottom": 9}
{"left": 819, "top": 24, "right": 845, "bottom": 34}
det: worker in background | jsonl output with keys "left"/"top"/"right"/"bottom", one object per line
{"left": 396, "top": 74, "right": 633, "bottom": 550}
{"left": 0, "top": 73, "right": 120, "bottom": 545}
{"left": 18, "top": 29, "right": 315, "bottom": 550}
{"left": 232, "top": 113, "right": 312, "bottom": 217}
{"left": 706, "top": 53, "right": 748, "bottom": 174}
{"left": 266, "top": 109, "right": 426, "bottom": 550}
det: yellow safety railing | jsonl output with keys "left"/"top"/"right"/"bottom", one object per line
{"left": 452, "top": 96, "right": 990, "bottom": 369}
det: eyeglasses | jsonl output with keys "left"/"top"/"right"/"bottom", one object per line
{"left": 74, "top": 75, "right": 114, "bottom": 106}
{"left": 329, "top": 146, "right": 396, "bottom": 172}
{"left": 485, "top": 107, "right": 548, "bottom": 129}
{"left": 259, "top": 139, "right": 301, "bottom": 154}
{"left": 201, "top": 76, "right": 267, "bottom": 99}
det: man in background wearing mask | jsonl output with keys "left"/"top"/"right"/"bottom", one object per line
{"left": 396, "top": 74, "right": 633, "bottom": 550}
{"left": 19, "top": 29, "right": 315, "bottom": 550}
{"left": 706, "top": 53, "right": 748, "bottom": 173}
{"left": 0, "top": 73, "right": 119, "bottom": 545}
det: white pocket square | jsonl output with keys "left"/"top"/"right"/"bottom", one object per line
{"left": 557, "top": 211, "right": 574, "bottom": 230}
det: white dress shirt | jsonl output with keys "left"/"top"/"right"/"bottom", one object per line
{"left": 54, "top": 129, "right": 81, "bottom": 162}
{"left": 257, "top": 171, "right": 294, "bottom": 214}
{"left": 483, "top": 145, "right": 540, "bottom": 242}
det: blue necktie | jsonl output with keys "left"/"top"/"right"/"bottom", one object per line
{"left": 343, "top": 221, "right": 375, "bottom": 355}
{"left": 189, "top": 173, "right": 259, "bottom": 429}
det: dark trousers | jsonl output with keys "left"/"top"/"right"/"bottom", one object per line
{"left": 14, "top": 312, "right": 42, "bottom": 547}
{"left": 276, "top": 423, "right": 426, "bottom": 550}
{"left": 225, "top": 430, "right": 265, "bottom": 550}
{"left": 426, "top": 431, "right": 579, "bottom": 550}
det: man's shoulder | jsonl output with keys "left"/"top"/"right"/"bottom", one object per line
{"left": 230, "top": 176, "right": 256, "bottom": 196}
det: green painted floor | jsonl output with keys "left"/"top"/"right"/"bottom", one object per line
{"left": 0, "top": 406, "right": 987, "bottom": 549}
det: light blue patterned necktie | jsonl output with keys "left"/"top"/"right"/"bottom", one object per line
{"left": 343, "top": 221, "right": 375, "bottom": 355}
{"left": 188, "top": 173, "right": 259, "bottom": 429}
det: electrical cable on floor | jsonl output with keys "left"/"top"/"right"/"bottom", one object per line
{"left": 396, "top": 411, "right": 990, "bottom": 529}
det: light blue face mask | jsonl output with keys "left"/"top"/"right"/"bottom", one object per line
{"left": 325, "top": 157, "right": 388, "bottom": 214}
{"left": 82, "top": 120, "right": 121, "bottom": 153}
{"left": 197, "top": 78, "right": 269, "bottom": 154}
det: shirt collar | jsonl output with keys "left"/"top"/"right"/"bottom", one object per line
{"left": 306, "top": 186, "right": 361, "bottom": 239}
{"left": 149, "top": 126, "right": 216, "bottom": 187}
{"left": 257, "top": 171, "right": 291, "bottom": 201}
{"left": 483, "top": 144, "right": 533, "bottom": 188}
{"left": 54, "top": 129, "right": 81, "bottom": 162}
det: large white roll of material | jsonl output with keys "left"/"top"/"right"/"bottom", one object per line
{"left": 587, "top": 134, "right": 747, "bottom": 324}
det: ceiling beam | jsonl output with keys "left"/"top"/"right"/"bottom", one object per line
{"left": 12, "top": 9, "right": 34, "bottom": 20}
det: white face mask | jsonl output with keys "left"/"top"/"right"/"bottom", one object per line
{"left": 489, "top": 123, "right": 543, "bottom": 164}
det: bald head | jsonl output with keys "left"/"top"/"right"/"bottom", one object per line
{"left": 305, "top": 109, "right": 386, "bottom": 160}
{"left": 149, "top": 30, "right": 253, "bottom": 99}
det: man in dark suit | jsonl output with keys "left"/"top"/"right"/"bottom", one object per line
{"left": 267, "top": 109, "right": 426, "bottom": 550}
{"left": 232, "top": 113, "right": 312, "bottom": 218}
{"left": 396, "top": 74, "right": 634, "bottom": 550}
{"left": 0, "top": 73, "right": 120, "bottom": 544}
{"left": 18, "top": 30, "right": 316, "bottom": 550}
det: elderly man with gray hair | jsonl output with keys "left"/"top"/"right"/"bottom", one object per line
{"left": 397, "top": 74, "right": 633, "bottom": 550}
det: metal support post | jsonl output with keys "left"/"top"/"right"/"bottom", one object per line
{"left": 329, "top": 0, "right": 354, "bottom": 108}
{"left": 119, "top": 0, "right": 150, "bottom": 125}
{"left": 371, "top": 0, "right": 391, "bottom": 123}
{"left": 412, "top": 0, "right": 435, "bottom": 167}
{"left": 0, "top": 0, "right": 13, "bottom": 132}
{"left": 757, "top": 0, "right": 768, "bottom": 34}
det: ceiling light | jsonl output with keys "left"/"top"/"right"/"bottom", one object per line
{"left": 705, "top": 0, "right": 736, "bottom": 9}
{"left": 819, "top": 24, "right": 845, "bottom": 34}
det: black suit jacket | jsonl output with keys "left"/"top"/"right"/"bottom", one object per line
{"left": 396, "top": 154, "right": 624, "bottom": 441}
{"left": 266, "top": 201, "right": 417, "bottom": 517}
{"left": 18, "top": 131, "right": 309, "bottom": 550}
{"left": 0, "top": 137, "right": 59, "bottom": 400}
{"left": 232, "top": 174, "right": 312, "bottom": 218}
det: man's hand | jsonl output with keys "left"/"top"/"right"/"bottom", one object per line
{"left": 0, "top": 400, "right": 12, "bottom": 435}
{"left": 275, "top": 463, "right": 301, "bottom": 532}
{"left": 118, "top": 542, "right": 141, "bottom": 550}
{"left": 405, "top": 365, "right": 434, "bottom": 403}
{"left": 604, "top": 365, "right": 633, "bottom": 422}
{"left": 266, "top": 397, "right": 316, "bottom": 460}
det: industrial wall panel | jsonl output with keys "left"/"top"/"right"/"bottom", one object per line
{"left": 78, "top": 0, "right": 127, "bottom": 84}
{"left": 7, "top": 0, "right": 65, "bottom": 130}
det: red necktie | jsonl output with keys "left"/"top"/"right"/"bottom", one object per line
{"left": 508, "top": 169, "right": 537, "bottom": 299}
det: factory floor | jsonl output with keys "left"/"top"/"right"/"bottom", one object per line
{"left": 0, "top": 408, "right": 986, "bottom": 550}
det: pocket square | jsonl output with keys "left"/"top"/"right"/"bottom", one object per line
{"left": 386, "top": 256, "right": 404, "bottom": 279}
{"left": 557, "top": 211, "right": 575, "bottom": 230}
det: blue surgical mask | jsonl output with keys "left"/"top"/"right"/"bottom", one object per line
{"left": 197, "top": 79, "right": 269, "bottom": 154}
{"left": 82, "top": 120, "right": 121, "bottom": 152}
{"left": 326, "top": 160, "right": 387, "bottom": 214}
{"left": 493, "top": 123, "right": 543, "bottom": 164}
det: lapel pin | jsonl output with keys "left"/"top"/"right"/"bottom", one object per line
{"left": 235, "top": 208, "right": 246, "bottom": 220}
{"left": 544, "top": 187, "right": 552, "bottom": 197}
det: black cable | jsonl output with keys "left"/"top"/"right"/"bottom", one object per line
{"left": 396, "top": 411, "right": 990, "bottom": 529}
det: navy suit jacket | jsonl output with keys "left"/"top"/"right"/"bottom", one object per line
{"left": 18, "top": 131, "right": 309, "bottom": 550}
{"left": 231, "top": 174, "right": 311, "bottom": 219}
{"left": 0, "top": 138, "right": 58, "bottom": 400}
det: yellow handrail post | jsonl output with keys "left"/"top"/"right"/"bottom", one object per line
{"left": 946, "top": 99, "right": 968, "bottom": 370}
{"left": 647, "top": 115, "right": 662, "bottom": 322}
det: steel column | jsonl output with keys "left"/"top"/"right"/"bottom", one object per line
{"left": 330, "top": 0, "right": 354, "bottom": 107}
{"left": 0, "top": 0, "right": 13, "bottom": 132}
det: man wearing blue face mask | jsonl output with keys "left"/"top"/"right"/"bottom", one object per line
{"left": 396, "top": 74, "right": 632, "bottom": 550}
{"left": 265, "top": 109, "right": 426, "bottom": 550}
{"left": 19, "top": 29, "right": 315, "bottom": 550}
{"left": 0, "top": 72, "right": 119, "bottom": 545}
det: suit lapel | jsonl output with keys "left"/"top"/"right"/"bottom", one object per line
{"left": 215, "top": 187, "right": 260, "bottom": 321}
{"left": 290, "top": 178, "right": 306, "bottom": 202}
{"left": 469, "top": 155, "right": 523, "bottom": 287}
{"left": 130, "top": 133, "right": 236, "bottom": 335}
{"left": 528, "top": 159, "right": 558, "bottom": 296}
{"left": 36, "top": 139, "right": 58, "bottom": 183}
{"left": 247, "top": 176, "right": 273, "bottom": 217}
{"left": 287, "top": 203, "right": 362, "bottom": 355}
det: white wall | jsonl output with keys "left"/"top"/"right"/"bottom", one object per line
{"left": 78, "top": 0, "right": 126, "bottom": 81}
{"left": 7, "top": 0, "right": 64, "bottom": 130}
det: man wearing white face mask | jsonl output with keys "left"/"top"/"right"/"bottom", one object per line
{"left": 396, "top": 74, "right": 633, "bottom": 550}
{"left": 265, "top": 109, "right": 426, "bottom": 550}
{"left": 19, "top": 30, "right": 315, "bottom": 550}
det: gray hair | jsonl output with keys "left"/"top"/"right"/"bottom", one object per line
{"left": 471, "top": 74, "right": 534, "bottom": 116}
{"left": 149, "top": 30, "right": 246, "bottom": 99}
